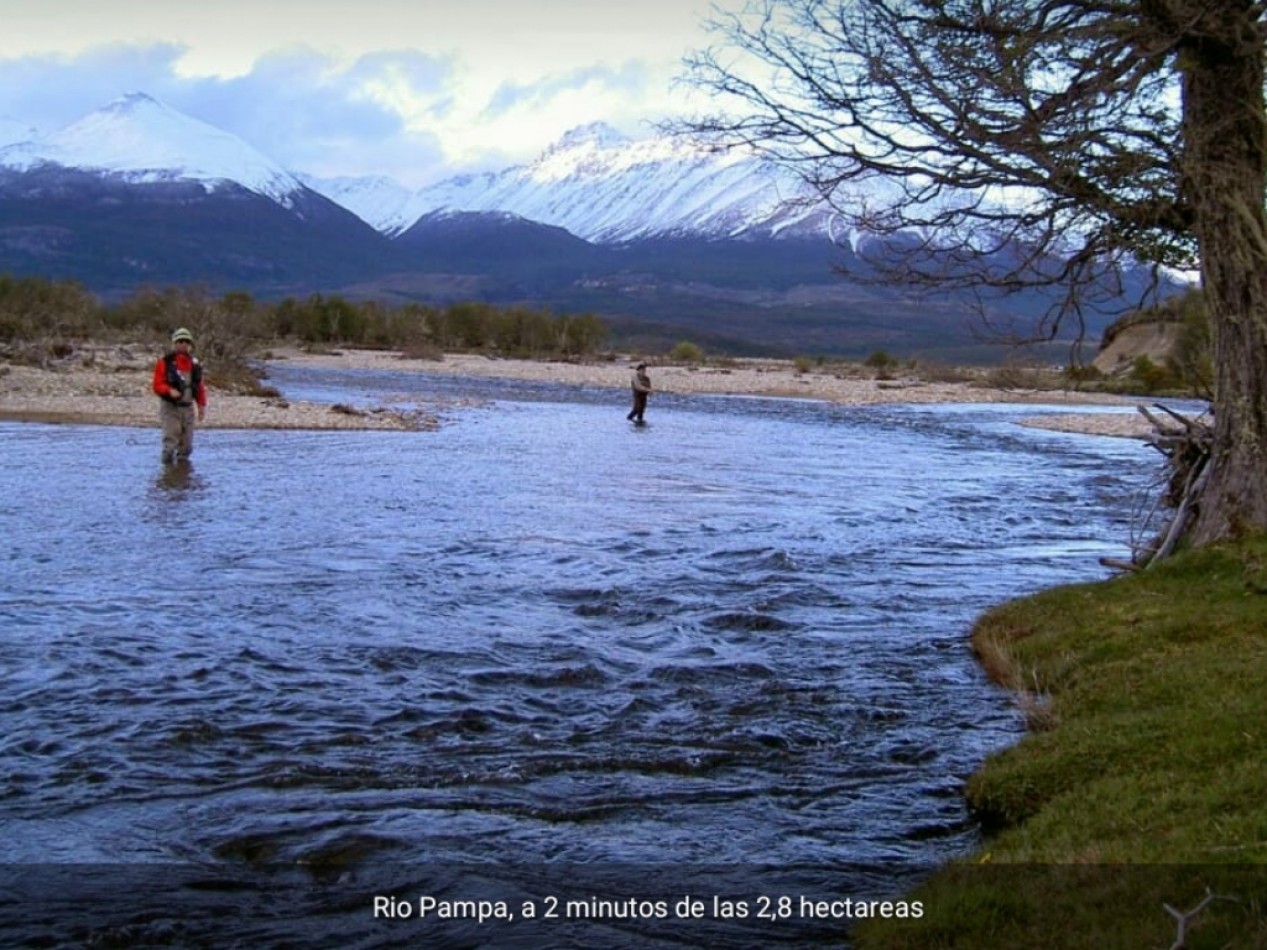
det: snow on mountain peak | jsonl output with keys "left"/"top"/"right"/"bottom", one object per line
{"left": 548, "top": 122, "right": 631, "bottom": 152}
{"left": 296, "top": 172, "right": 413, "bottom": 229}
{"left": 0, "top": 93, "right": 304, "bottom": 205}
{"left": 385, "top": 123, "right": 823, "bottom": 242}
{"left": 528, "top": 121, "right": 703, "bottom": 184}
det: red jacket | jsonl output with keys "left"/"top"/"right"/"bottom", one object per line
{"left": 152, "top": 351, "right": 207, "bottom": 408}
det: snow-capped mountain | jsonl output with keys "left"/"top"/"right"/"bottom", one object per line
{"left": 2, "top": 94, "right": 829, "bottom": 246}
{"left": 302, "top": 123, "right": 829, "bottom": 242}
{"left": 296, "top": 172, "right": 414, "bottom": 233}
{"left": 0, "top": 93, "right": 305, "bottom": 206}
{"left": 0, "top": 94, "right": 397, "bottom": 295}
{"left": 381, "top": 122, "right": 827, "bottom": 242}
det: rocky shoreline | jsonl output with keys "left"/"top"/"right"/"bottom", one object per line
{"left": 0, "top": 344, "right": 1156, "bottom": 438}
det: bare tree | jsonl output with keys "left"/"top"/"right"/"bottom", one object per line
{"left": 681, "top": 0, "right": 1267, "bottom": 547}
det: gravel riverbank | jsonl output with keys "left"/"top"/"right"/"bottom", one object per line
{"left": 0, "top": 344, "right": 1155, "bottom": 438}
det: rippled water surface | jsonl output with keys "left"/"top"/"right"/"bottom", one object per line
{"left": 0, "top": 367, "right": 1158, "bottom": 945}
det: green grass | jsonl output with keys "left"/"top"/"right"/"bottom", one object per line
{"left": 856, "top": 537, "right": 1267, "bottom": 948}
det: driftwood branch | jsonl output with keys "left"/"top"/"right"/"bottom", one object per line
{"left": 1140, "top": 402, "right": 1203, "bottom": 435}
{"left": 1150, "top": 458, "right": 1212, "bottom": 563}
{"left": 1099, "top": 556, "right": 1141, "bottom": 572}
{"left": 1102, "top": 403, "right": 1213, "bottom": 571}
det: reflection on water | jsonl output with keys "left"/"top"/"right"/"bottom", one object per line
{"left": 0, "top": 372, "right": 1157, "bottom": 946}
{"left": 153, "top": 459, "right": 205, "bottom": 497}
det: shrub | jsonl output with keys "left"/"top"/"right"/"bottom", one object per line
{"left": 669, "top": 340, "right": 704, "bottom": 363}
{"left": 864, "top": 349, "right": 896, "bottom": 370}
{"left": 984, "top": 361, "right": 1044, "bottom": 390}
{"left": 1063, "top": 363, "right": 1104, "bottom": 388}
{"left": 398, "top": 342, "right": 444, "bottom": 361}
{"left": 912, "top": 360, "right": 974, "bottom": 384}
{"left": 1130, "top": 354, "right": 1173, "bottom": 393}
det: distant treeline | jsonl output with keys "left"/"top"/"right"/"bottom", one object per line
{"left": 0, "top": 275, "right": 609, "bottom": 364}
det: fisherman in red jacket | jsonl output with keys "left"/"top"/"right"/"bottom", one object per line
{"left": 152, "top": 327, "right": 207, "bottom": 464}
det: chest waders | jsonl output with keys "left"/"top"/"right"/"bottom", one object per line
{"left": 160, "top": 353, "right": 202, "bottom": 463}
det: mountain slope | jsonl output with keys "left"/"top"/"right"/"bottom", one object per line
{"left": 0, "top": 95, "right": 404, "bottom": 296}
{"left": 296, "top": 172, "right": 414, "bottom": 233}
{"left": 0, "top": 93, "right": 303, "bottom": 205}
{"left": 383, "top": 123, "right": 830, "bottom": 242}
{"left": 393, "top": 210, "right": 610, "bottom": 285}
{"left": 0, "top": 169, "right": 403, "bottom": 295}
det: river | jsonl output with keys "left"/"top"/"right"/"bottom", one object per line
{"left": 0, "top": 365, "right": 1160, "bottom": 947}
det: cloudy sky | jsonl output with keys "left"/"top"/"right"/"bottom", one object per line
{"left": 0, "top": 0, "right": 726, "bottom": 187}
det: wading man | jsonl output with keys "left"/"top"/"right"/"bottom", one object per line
{"left": 152, "top": 327, "right": 207, "bottom": 464}
{"left": 627, "top": 362, "right": 651, "bottom": 424}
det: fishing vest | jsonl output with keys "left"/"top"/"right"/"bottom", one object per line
{"left": 161, "top": 352, "right": 202, "bottom": 406}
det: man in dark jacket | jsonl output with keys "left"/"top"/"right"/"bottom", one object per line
{"left": 627, "top": 362, "right": 651, "bottom": 423}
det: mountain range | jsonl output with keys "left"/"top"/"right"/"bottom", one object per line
{"left": 307, "top": 121, "right": 831, "bottom": 242}
{"left": 0, "top": 93, "right": 1159, "bottom": 360}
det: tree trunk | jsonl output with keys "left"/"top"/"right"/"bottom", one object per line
{"left": 1179, "top": 6, "right": 1267, "bottom": 544}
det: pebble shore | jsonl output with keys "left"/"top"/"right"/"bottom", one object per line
{"left": 0, "top": 344, "right": 1155, "bottom": 439}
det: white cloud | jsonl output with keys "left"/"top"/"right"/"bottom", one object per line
{"left": 0, "top": 0, "right": 720, "bottom": 186}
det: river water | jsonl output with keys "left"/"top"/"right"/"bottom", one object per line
{"left": 0, "top": 365, "right": 1159, "bottom": 947}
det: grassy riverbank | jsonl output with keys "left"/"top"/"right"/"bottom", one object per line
{"left": 857, "top": 537, "right": 1267, "bottom": 948}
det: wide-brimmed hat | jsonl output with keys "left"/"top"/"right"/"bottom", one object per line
{"left": 171, "top": 328, "right": 194, "bottom": 344}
